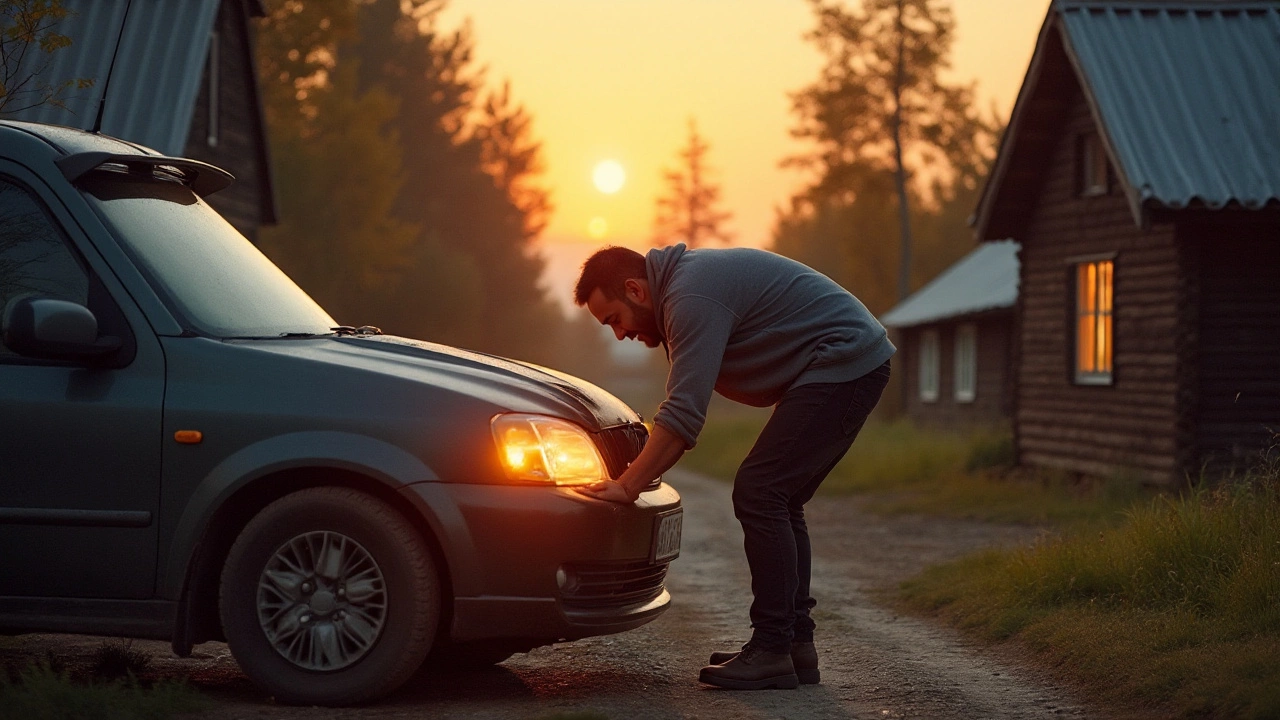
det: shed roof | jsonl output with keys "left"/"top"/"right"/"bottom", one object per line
{"left": 5, "top": 0, "right": 221, "bottom": 156}
{"left": 879, "top": 241, "right": 1020, "bottom": 329}
{"left": 974, "top": 0, "right": 1280, "bottom": 239}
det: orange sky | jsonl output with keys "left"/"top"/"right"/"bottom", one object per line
{"left": 438, "top": 0, "right": 1052, "bottom": 311}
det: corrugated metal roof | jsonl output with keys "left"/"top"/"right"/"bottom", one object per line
{"left": 879, "top": 241, "right": 1020, "bottom": 328}
{"left": 1060, "top": 1, "right": 1280, "bottom": 212}
{"left": 4, "top": 0, "right": 220, "bottom": 155}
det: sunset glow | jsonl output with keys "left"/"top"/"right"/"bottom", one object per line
{"left": 439, "top": 0, "right": 1053, "bottom": 309}
{"left": 593, "top": 160, "right": 626, "bottom": 194}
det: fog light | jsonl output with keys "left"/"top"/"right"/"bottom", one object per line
{"left": 555, "top": 566, "right": 580, "bottom": 595}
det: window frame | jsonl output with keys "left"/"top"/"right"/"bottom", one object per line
{"left": 953, "top": 323, "right": 977, "bottom": 403}
{"left": 918, "top": 328, "right": 940, "bottom": 403}
{"left": 0, "top": 174, "right": 93, "bottom": 365}
{"left": 1078, "top": 132, "right": 1108, "bottom": 197}
{"left": 1072, "top": 256, "right": 1115, "bottom": 386}
{"left": 206, "top": 30, "right": 220, "bottom": 148}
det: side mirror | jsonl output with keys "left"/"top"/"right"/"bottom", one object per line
{"left": 2, "top": 296, "right": 122, "bottom": 362}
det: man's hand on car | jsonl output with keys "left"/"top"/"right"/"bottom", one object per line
{"left": 576, "top": 479, "right": 637, "bottom": 503}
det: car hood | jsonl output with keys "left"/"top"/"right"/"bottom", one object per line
{"left": 235, "top": 334, "right": 641, "bottom": 431}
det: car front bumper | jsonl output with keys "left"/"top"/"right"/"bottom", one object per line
{"left": 398, "top": 480, "right": 681, "bottom": 645}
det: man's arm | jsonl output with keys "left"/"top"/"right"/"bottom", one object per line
{"left": 575, "top": 423, "right": 687, "bottom": 503}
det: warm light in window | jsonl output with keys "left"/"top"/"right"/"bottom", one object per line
{"left": 1076, "top": 260, "right": 1113, "bottom": 382}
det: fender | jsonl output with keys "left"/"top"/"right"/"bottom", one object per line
{"left": 160, "top": 430, "right": 477, "bottom": 599}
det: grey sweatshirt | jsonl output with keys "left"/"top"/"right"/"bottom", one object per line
{"left": 647, "top": 244, "right": 895, "bottom": 449}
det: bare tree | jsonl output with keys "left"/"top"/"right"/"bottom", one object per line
{"left": 652, "top": 118, "right": 734, "bottom": 248}
{"left": 0, "top": 0, "right": 92, "bottom": 116}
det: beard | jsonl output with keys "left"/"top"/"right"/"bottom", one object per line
{"left": 625, "top": 298, "right": 662, "bottom": 347}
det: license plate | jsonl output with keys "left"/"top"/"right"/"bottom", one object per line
{"left": 651, "top": 509, "right": 682, "bottom": 562}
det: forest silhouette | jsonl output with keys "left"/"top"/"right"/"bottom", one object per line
{"left": 252, "top": 0, "right": 998, "bottom": 379}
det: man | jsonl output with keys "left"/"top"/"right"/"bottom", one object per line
{"left": 572, "top": 243, "right": 894, "bottom": 691}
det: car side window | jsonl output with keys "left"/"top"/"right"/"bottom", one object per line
{"left": 0, "top": 176, "right": 90, "bottom": 360}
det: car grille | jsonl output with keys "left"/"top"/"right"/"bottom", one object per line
{"left": 561, "top": 560, "right": 669, "bottom": 610}
{"left": 593, "top": 423, "right": 648, "bottom": 480}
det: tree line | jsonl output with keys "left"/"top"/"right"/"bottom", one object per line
{"left": 254, "top": 0, "right": 573, "bottom": 366}
{"left": 4, "top": 0, "right": 1000, "bottom": 370}
{"left": 648, "top": 0, "right": 999, "bottom": 316}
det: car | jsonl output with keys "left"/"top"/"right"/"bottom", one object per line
{"left": 0, "top": 119, "right": 682, "bottom": 706}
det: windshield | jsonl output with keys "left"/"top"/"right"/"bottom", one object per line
{"left": 80, "top": 171, "right": 336, "bottom": 337}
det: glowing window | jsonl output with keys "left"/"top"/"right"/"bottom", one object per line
{"left": 954, "top": 324, "right": 976, "bottom": 403}
{"left": 1075, "top": 260, "right": 1113, "bottom": 384}
{"left": 919, "top": 329, "right": 939, "bottom": 402}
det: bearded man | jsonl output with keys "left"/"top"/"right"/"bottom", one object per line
{"left": 572, "top": 243, "right": 894, "bottom": 690}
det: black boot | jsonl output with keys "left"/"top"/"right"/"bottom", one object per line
{"left": 708, "top": 641, "right": 820, "bottom": 684}
{"left": 698, "top": 642, "right": 799, "bottom": 690}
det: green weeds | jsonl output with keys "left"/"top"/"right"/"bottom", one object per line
{"left": 0, "top": 663, "right": 205, "bottom": 720}
{"left": 901, "top": 475, "right": 1280, "bottom": 718}
{"left": 683, "top": 417, "right": 1140, "bottom": 526}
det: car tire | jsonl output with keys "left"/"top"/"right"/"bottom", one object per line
{"left": 220, "top": 486, "right": 440, "bottom": 705}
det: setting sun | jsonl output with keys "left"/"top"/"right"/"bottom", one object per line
{"left": 593, "top": 160, "right": 626, "bottom": 194}
{"left": 588, "top": 217, "right": 609, "bottom": 238}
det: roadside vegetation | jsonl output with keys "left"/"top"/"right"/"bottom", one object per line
{"left": 900, "top": 451, "right": 1280, "bottom": 720}
{"left": 683, "top": 412, "right": 1143, "bottom": 527}
{"left": 685, "top": 415, "right": 1280, "bottom": 718}
{"left": 0, "top": 642, "right": 205, "bottom": 720}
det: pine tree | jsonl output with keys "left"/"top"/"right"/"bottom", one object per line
{"left": 350, "top": 0, "right": 560, "bottom": 361}
{"left": 652, "top": 118, "right": 734, "bottom": 248}
{"left": 774, "top": 0, "right": 997, "bottom": 312}
{"left": 254, "top": 0, "right": 422, "bottom": 325}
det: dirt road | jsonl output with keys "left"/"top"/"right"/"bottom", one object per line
{"left": 3, "top": 468, "right": 1103, "bottom": 719}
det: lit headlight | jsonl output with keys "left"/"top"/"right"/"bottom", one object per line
{"left": 491, "top": 413, "right": 609, "bottom": 486}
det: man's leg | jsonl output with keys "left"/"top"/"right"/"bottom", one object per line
{"left": 730, "top": 361, "right": 891, "bottom": 652}
{"left": 790, "top": 359, "right": 890, "bottom": 643}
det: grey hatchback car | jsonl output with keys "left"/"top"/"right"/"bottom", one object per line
{"left": 0, "top": 120, "right": 682, "bottom": 705}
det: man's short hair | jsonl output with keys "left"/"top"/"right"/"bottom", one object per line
{"left": 574, "top": 246, "right": 646, "bottom": 306}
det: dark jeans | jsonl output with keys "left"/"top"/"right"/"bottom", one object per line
{"left": 732, "top": 359, "right": 891, "bottom": 653}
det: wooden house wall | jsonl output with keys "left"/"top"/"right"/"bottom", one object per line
{"left": 184, "top": 0, "right": 271, "bottom": 242}
{"left": 1185, "top": 220, "right": 1280, "bottom": 474}
{"left": 899, "top": 314, "right": 1014, "bottom": 430}
{"left": 1015, "top": 85, "right": 1187, "bottom": 483}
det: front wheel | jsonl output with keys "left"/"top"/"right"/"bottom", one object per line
{"left": 220, "top": 487, "right": 440, "bottom": 705}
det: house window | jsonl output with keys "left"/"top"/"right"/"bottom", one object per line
{"left": 919, "top": 329, "right": 939, "bottom": 402}
{"left": 1078, "top": 133, "right": 1107, "bottom": 196}
{"left": 206, "top": 31, "right": 220, "bottom": 148}
{"left": 954, "top": 324, "right": 976, "bottom": 403}
{"left": 1075, "top": 260, "right": 1113, "bottom": 384}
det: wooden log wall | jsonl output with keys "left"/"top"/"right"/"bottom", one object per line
{"left": 899, "top": 314, "right": 1014, "bottom": 431}
{"left": 1014, "top": 85, "right": 1186, "bottom": 484}
{"left": 1188, "top": 220, "right": 1280, "bottom": 475}
{"left": 185, "top": 0, "right": 273, "bottom": 242}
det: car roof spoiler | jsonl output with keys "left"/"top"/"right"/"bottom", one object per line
{"left": 55, "top": 152, "right": 235, "bottom": 198}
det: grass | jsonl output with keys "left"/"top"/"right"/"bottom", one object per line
{"left": 687, "top": 413, "right": 1280, "bottom": 716}
{"left": 89, "top": 640, "right": 152, "bottom": 680}
{"left": 0, "top": 663, "right": 205, "bottom": 720}
{"left": 900, "top": 473, "right": 1280, "bottom": 719}
{"left": 682, "top": 414, "right": 1144, "bottom": 526}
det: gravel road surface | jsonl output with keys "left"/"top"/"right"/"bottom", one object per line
{"left": 2, "top": 468, "right": 1105, "bottom": 719}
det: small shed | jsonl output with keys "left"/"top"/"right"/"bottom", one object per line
{"left": 972, "top": 0, "right": 1280, "bottom": 483}
{"left": 880, "top": 241, "right": 1019, "bottom": 430}
{"left": 5, "top": 0, "right": 275, "bottom": 241}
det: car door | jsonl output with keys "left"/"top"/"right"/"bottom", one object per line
{"left": 0, "top": 169, "right": 165, "bottom": 600}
